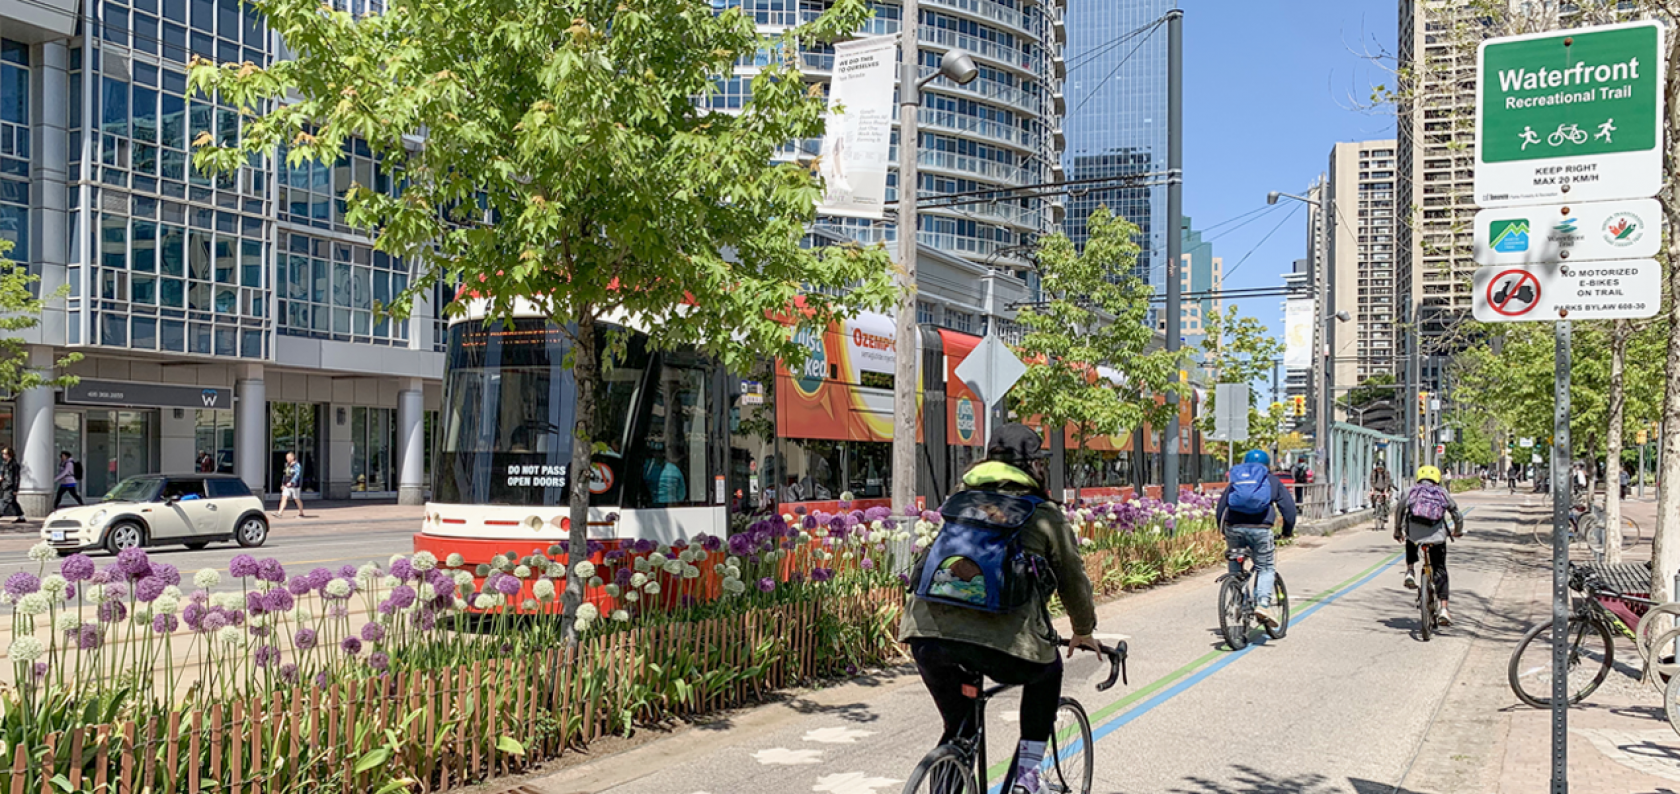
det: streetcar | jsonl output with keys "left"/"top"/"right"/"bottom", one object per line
{"left": 413, "top": 298, "right": 1223, "bottom": 565}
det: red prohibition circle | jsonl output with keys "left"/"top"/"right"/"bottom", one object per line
{"left": 1487, "top": 270, "right": 1542, "bottom": 317}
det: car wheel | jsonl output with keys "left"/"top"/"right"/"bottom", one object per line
{"left": 236, "top": 515, "right": 268, "bottom": 548}
{"left": 104, "top": 521, "right": 145, "bottom": 555}
{"left": 184, "top": 541, "right": 210, "bottom": 551}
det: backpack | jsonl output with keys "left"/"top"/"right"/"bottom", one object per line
{"left": 1408, "top": 482, "right": 1450, "bottom": 522}
{"left": 71, "top": 459, "right": 83, "bottom": 480}
{"left": 911, "top": 490, "right": 1055, "bottom": 614}
{"left": 1226, "top": 463, "right": 1273, "bottom": 514}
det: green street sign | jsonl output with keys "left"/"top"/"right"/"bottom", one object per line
{"left": 1476, "top": 21, "right": 1664, "bottom": 207}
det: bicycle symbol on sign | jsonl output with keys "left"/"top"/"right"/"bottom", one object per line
{"left": 1549, "top": 123, "right": 1590, "bottom": 147}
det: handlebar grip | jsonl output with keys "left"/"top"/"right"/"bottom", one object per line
{"left": 1063, "top": 639, "right": 1129, "bottom": 692}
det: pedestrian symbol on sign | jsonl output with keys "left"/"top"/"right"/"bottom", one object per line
{"left": 1489, "top": 270, "right": 1542, "bottom": 317}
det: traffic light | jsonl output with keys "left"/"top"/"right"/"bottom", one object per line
{"left": 1291, "top": 395, "right": 1306, "bottom": 417}
{"left": 1637, "top": 430, "right": 1649, "bottom": 446}
{"left": 1419, "top": 391, "right": 1429, "bottom": 417}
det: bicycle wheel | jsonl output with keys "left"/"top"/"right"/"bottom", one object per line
{"left": 1507, "top": 616, "right": 1615, "bottom": 709}
{"left": 1218, "top": 577, "right": 1250, "bottom": 650}
{"left": 1043, "top": 698, "right": 1093, "bottom": 794}
{"left": 1534, "top": 519, "right": 1552, "bottom": 548}
{"left": 1266, "top": 573, "right": 1291, "bottom": 640}
{"left": 902, "top": 744, "right": 978, "bottom": 794}
{"left": 1622, "top": 516, "right": 1643, "bottom": 546}
{"left": 1664, "top": 665, "right": 1680, "bottom": 740}
{"left": 1418, "top": 569, "right": 1435, "bottom": 642}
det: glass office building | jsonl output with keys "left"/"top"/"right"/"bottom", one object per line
{"left": 1061, "top": 0, "right": 1171, "bottom": 290}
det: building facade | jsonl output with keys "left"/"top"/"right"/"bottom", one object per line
{"left": 1164, "top": 216, "right": 1221, "bottom": 349}
{"left": 1061, "top": 0, "right": 1171, "bottom": 292}
{"left": 1325, "top": 140, "right": 1399, "bottom": 403}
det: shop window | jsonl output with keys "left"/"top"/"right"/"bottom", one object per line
{"left": 194, "top": 409, "right": 234, "bottom": 473}
{"left": 268, "top": 402, "right": 320, "bottom": 493}
{"left": 351, "top": 406, "right": 394, "bottom": 492}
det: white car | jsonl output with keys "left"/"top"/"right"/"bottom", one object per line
{"left": 42, "top": 474, "right": 270, "bottom": 555}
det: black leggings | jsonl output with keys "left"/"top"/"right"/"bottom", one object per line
{"left": 1405, "top": 541, "right": 1449, "bottom": 601}
{"left": 909, "top": 638, "right": 1063, "bottom": 745}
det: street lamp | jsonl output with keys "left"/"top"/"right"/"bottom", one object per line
{"left": 891, "top": 40, "right": 979, "bottom": 516}
{"left": 1268, "top": 188, "right": 1349, "bottom": 508}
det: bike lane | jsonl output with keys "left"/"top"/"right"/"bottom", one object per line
{"left": 522, "top": 498, "right": 1513, "bottom": 794}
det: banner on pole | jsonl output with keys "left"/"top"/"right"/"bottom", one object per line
{"left": 1283, "top": 299, "right": 1312, "bottom": 369}
{"left": 815, "top": 36, "right": 898, "bottom": 220}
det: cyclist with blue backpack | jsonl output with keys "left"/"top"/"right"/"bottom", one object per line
{"left": 1216, "top": 450, "right": 1297, "bottom": 628}
{"left": 1392, "top": 465, "right": 1464, "bottom": 626}
{"left": 900, "top": 423, "right": 1100, "bottom": 794}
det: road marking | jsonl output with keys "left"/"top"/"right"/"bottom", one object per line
{"left": 753, "top": 748, "right": 824, "bottom": 765}
{"left": 803, "top": 727, "right": 875, "bottom": 745}
{"left": 811, "top": 772, "right": 901, "bottom": 794}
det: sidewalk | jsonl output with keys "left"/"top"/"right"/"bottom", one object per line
{"left": 1406, "top": 490, "right": 1680, "bottom": 794}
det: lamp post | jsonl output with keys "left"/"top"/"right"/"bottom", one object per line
{"left": 890, "top": 36, "right": 979, "bottom": 517}
{"left": 1268, "top": 188, "right": 1350, "bottom": 506}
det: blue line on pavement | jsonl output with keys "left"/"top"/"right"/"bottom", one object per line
{"left": 989, "top": 507, "right": 1475, "bottom": 794}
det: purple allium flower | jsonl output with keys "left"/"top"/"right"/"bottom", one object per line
{"left": 416, "top": 610, "right": 437, "bottom": 631}
{"left": 727, "top": 534, "right": 756, "bottom": 557}
{"left": 96, "top": 601, "right": 127, "bottom": 623}
{"left": 802, "top": 515, "right": 818, "bottom": 531}
{"left": 326, "top": 603, "right": 349, "bottom": 619}
{"left": 102, "top": 581, "right": 129, "bottom": 602}
{"left": 249, "top": 624, "right": 271, "bottom": 638}
{"left": 254, "top": 645, "right": 282, "bottom": 668}
{"left": 60, "top": 554, "right": 95, "bottom": 582}
{"left": 31, "top": 661, "right": 46, "bottom": 682}
{"left": 278, "top": 663, "right": 300, "bottom": 686}
{"left": 864, "top": 506, "right": 892, "bottom": 522}
{"left": 135, "top": 576, "right": 167, "bottom": 603}
{"left": 263, "top": 589, "right": 295, "bottom": 613}
{"left": 229, "top": 554, "right": 259, "bottom": 578}
{"left": 151, "top": 563, "right": 181, "bottom": 587}
{"left": 838, "top": 500, "right": 853, "bottom": 510}
{"left": 389, "top": 558, "right": 415, "bottom": 582}
{"left": 860, "top": 558, "right": 875, "bottom": 571}
{"left": 227, "top": 608, "right": 246, "bottom": 627}
{"left": 920, "top": 510, "right": 939, "bottom": 523}
{"left": 587, "top": 540, "right": 605, "bottom": 556}
{"left": 337, "top": 565, "right": 357, "bottom": 579}
{"left": 314, "top": 672, "right": 331, "bottom": 688}
{"left": 294, "top": 627, "right": 318, "bottom": 650}
{"left": 846, "top": 664, "right": 859, "bottom": 676}
{"left": 789, "top": 570, "right": 805, "bottom": 586}
{"left": 376, "top": 600, "right": 397, "bottom": 615}
{"left": 62, "top": 584, "right": 75, "bottom": 600}
{"left": 603, "top": 549, "right": 626, "bottom": 564}
{"left": 702, "top": 533, "right": 724, "bottom": 552}
{"left": 794, "top": 505, "right": 808, "bottom": 516}
{"left": 308, "top": 568, "right": 333, "bottom": 591}
{"left": 368, "top": 652, "right": 390, "bottom": 672}
{"left": 389, "top": 585, "right": 417, "bottom": 609}
{"left": 202, "top": 612, "right": 229, "bottom": 633}
{"left": 614, "top": 568, "right": 633, "bottom": 587}
{"left": 65, "top": 623, "right": 100, "bottom": 650}
{"left": 898, "top": 573, "right": 912, "bottom": 587}
{"left": 670, "top": 538, "right": 689, "bottom": 551}
{"left": 116, "top": 547, "right": 152, "bottom": 579}
{"left": 152, "top": 613, "right": 179, "bottom": 634}
{"left": 340, "top": 637, "right": 362, "bottom": 655}
{"left": 757, "top": 577, "right": 775, "bottom": 594}
{"left": 493, "top": 574, "right": 521, "bottom": 597}
{"left": 89, "top": 567, "right": 113, "bottom": 585}
{"left": 245, "top": 591, "right": 267, "bottom": 615}
{"left": 286, "top": 576, "right": 314, "bottom": 596}
{"left": 633, "top": 538, "right": 657, "bottom": 554}
{"left": 811, "top": 568, "right": 833, "bottom": 583}
{"left": 190, "top": 588, "right": 210, "bottom": 604}
{"left": 257, "top": 558, "right": 286, "bottom": 584}
{"left": 3, "top": 571, "right": 39, "bottom": 599}
{"left": 182, "top": 602, "right": 207, "bottom": 630}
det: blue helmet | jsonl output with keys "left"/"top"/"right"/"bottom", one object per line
{"left": 1243, "top": 450, "right": 1271, "bottom": 467}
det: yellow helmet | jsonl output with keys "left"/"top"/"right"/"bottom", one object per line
{"left": 1416, "top": 465, "right": 1442, "bottom": 484}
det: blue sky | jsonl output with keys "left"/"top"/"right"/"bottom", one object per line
{"left": 1179, "top": 0, "right": 1398, "bottom": 361}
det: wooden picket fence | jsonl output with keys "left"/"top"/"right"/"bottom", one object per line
{"left": 1, "top": 589, "right": 904, "bottom": 794}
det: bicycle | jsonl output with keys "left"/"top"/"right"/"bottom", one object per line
{"left": 1548, "top": 123, "right": 1589, "bottom": 146}
{"left": 901, "top": 639, "right": 1128, "bottom": 794}
{"left": 1508, "top": 562, "right": 1657, "bottom": 708}
{"left": 1372, "top": 492, "right": 1391, "bottom": 531}
{"left": 1533, "top": 502, "right": 1643, "bottom": 559}
{"left": 1417, "top": 540, "right": 1445, "bottom": 641}
{"left": 1217, "top": 545, "right": 1290, "bottom": 651}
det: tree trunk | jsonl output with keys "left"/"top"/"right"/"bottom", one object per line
{"left": 1605, "top": 320, "right": 1628, "bottom": 565}
{"left": 563, "top": 309, "right": 598, "bottom": 644}
{"left": 1655, "top": 16, "right": 1680, "bottom": 603}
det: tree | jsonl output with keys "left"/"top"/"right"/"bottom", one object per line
{"left": 191, "top": 0, "right": 896, "bottom": 641}
{"left": 0, "top": 243, "right": 79, "bottom": 395}
{"left": 1194, "top": 305, "right": 1284, "bottom": 462}
{"left": 1012, "top": 207, "right": 1182, "bottom": 500}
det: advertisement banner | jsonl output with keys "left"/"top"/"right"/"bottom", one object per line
{"left": 1284, "top": 299, "right": 1312, "bottom": 369}
{"left": 776, "top": 312, "right": 907, "bottom": 443}
{"left": 816, "top": 36, "right": 898, "bottom": 219}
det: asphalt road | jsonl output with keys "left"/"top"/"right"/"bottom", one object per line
{"left": 529, "top": 492, "right": 1529, "bottom": 794}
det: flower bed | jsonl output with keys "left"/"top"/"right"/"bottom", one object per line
{"left": 0, "top": 490, "right": 1227, "bottom": 792}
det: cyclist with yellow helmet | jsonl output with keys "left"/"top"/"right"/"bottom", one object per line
{"left": 1393, "top": 465, "right": 1465, "bottom": 625}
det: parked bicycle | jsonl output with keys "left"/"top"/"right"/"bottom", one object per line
{"left": 1508, "top": 561, "right": 1660, "bottom": 708}
{"left": 1532, "top": 500, "right": 1643, "bottom": 560}
{"left": 1217, "top": 546, "right": 1290, "bottom": 650}
{"left": 902, "top": 639, "right": 1128, "bottom": 794}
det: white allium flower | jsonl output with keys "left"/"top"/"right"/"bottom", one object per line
{"left": 842, "top": 551, "right": 855, "bottom": 561}
{"left": 623, "top": 590, "right": 640, "bottom": 603}
{"left": 576, "top": 603, "right": 600, "bottom": 621}
{"left": 678, "top": 550, "right": 696, "bottom": 564}
{"left": 133, "top": 606, "right": 153, "bottom": 622}
{"left": 26, "top": 542, "right": 58, "bottom": 563}
{"left": 722, "top": 577, "right": 746, "bottom": 595}
{"left": 783, "top": 514, "right": 796, "bottom": 524}
{"left": 611, "top": 609, "right": 629, "bottom": 622}
{"left": 296, "top": 608, "right": 312, "bottom": 623}
{"left": 248, "top": 615, "right": 265, "bottom": 629}
{"left": 194, "top": 569, "right": 221, "bottom": 588}
{"left": 588, "top": 576, "right": 604, "bottom": 588}
{"left": 533, "top": 579, "right": 556, "bottom": 600}
{"left": 55, "top": 614, "right": 77, "bottom": 633}
{"left": 356, "top": 564, "right": 381, "bottom": 584}
{"left": 633, "top": 557, "right": 650, "bottom": 573}
{"left": 514, "top": 565, "right": 532, "bottom": 579}
{"left": 388, "top": 554, "right": 406, "bottom": 568}
{"left": 16, "top": 593, "right": 49, "bottom": 616}
{"left": 522, "top": 599, "right": 539, "bottom": 611}
{"left": 604, "top": 584, "right": 622, "bottom": 597}
{"left": 453, "top": 597, "right": 468, "bottom": 611}
{"left": 412, "top": 551, "right": 438, "bottom": 572}
{"left": 662, "top": 559, "right": 683, "bottom": 575}
{"left": 725, "top": 565, "right": 741, "bottom": 579}
{"left": 162, "top": 585, "right": 183, "bottom": 600}
{"left": 419, "top": 583, "right": 437, "bottom": 602}
{"left": 84, "top": 585, "right": 105, "bottom": 604}
{"left": 574, "top": 561, "right": 596, "bottom": 580}
{"left": 574, "top": 617, "right": 593, "bottom": 633}
{"left": 682, "top": 565, "right": 701, "bottom": 580}
{"left": 381, "top": 575, "right": 401, "bottom": 589}
{"left": 324, "top": 580, "right": 352, "bottom": 598}
{"left": 644, "top": 581, "right": 661, "bottom": 596}
{"left": 217, "top": 626, "right": 243, "bottom": 646}
{"left": 446, "top": 553, "right": 465, "bottom": 568}
{"left": 40, "top": 575, "right": 68, "bottom": 598}
{"left": 153, "top": 594, "right": 180, "bottom": 615}
{"left": 490, "top": 555, "right": 509, "bottom": 570}
{"left": 694, "top": 549, "right": 709, "bottom": 561}
{"left": 630, "top": 572, "right": 648, "bottom": 589}
{"left": 548, "top": 564, "right": 567, "bottom": 579}
{"left": 472, "top": 594, "right": 494, "bottom": 610}
{"left": 9, "top": 636, "right": 44, "bottom": 663}
{"left": 647, "top": 553, "right": 667, "bottom": 567}
{"left": 453, "top": 570, "right": 475, "bottom": 587}
{"left": 726, "top": 556, "right": 742, "bottom": 569}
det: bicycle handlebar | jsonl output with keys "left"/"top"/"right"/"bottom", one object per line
{"left": 1060, "top": 638, "right": 1128, "bottom": 691}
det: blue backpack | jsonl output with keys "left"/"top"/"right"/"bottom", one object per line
{"left": 912, "top": 490, "right": 1055, "bottom": 614}
{"left": 1226, "top": 463, "right": 1273, "bottom": 514}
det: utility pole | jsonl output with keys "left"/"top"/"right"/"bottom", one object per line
{"left": 1401, "top": 293, "right": 1416, "bottom": 480}
{"left": 890, "top": 0, "right": 922, "bottom": 517}
{"left": 1162, "top": 8, "right": 1184, "bottom": 503}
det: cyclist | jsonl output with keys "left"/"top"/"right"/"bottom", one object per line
{"left": 1216, "top": 450, "right": 1297, "bottom": 628}
{"left": 1393, "top": 465, "right": 1465, "bottom": 625}
{"left": 898, "top": 423, "right": 1100, "bottom": 794}
{"left": 1371, "top": 460, "right": 1394, "bottom": 516}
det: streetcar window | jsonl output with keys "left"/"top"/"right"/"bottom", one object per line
{"left": 630, "top": 352, "right": 710, "bottom": 508}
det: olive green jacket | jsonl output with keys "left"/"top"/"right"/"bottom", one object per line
{"left": 897, "top": 462, "right": 1098, "bottom": 664}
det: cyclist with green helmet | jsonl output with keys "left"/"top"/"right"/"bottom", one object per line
{"left": 1216, "top": 449, "right": 1298, "bottom": 628}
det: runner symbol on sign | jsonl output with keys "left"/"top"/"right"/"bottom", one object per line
{"left": 1489, "top": 270, "right": 1541, "bottom": 317}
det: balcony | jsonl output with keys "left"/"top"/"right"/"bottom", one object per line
{"left": 923, "top": 0, "right": 1036, "bottom": 36}
{"left": 919, "top": 149, "right": 1031, "bottom": 185}
{"left": 919, "top": 109, "right": 1036, "bottom": 151}
{"left": 919, "top": 27, "right": 1038, "bottom": 74}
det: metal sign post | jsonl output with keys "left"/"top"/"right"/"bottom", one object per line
{"left": 1551, "top": 320, "right": 1571, "bottom": 794}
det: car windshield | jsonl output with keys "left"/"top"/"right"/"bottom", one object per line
{"left": 103, "top": 478, "right": 161, "bottom": 503}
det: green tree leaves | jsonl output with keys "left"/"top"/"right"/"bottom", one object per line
{"left": 0, "top": 241, "right": 80, "bottom": 395}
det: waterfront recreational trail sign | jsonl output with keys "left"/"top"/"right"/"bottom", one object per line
{"left": 1472, "top": 197, "right": 1661, "bottom": 266}
{"left": 1476, "top": 20, "right": 1664, "bottom": 207}
{"left": 1471, "top": 259, "right": 1660, "bottom": 322}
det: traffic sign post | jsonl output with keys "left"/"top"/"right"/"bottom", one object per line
{"left": 1476, "top": 21, "right": 1667, "bottom": 794}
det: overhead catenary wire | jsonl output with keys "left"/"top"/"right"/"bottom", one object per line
{"left": 1220, "top": 202, "right": 1303, "bottom": 283}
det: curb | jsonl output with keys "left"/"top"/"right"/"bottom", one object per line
{"left": 1300, "top": 509, "right": 1376, "bottom": 537}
